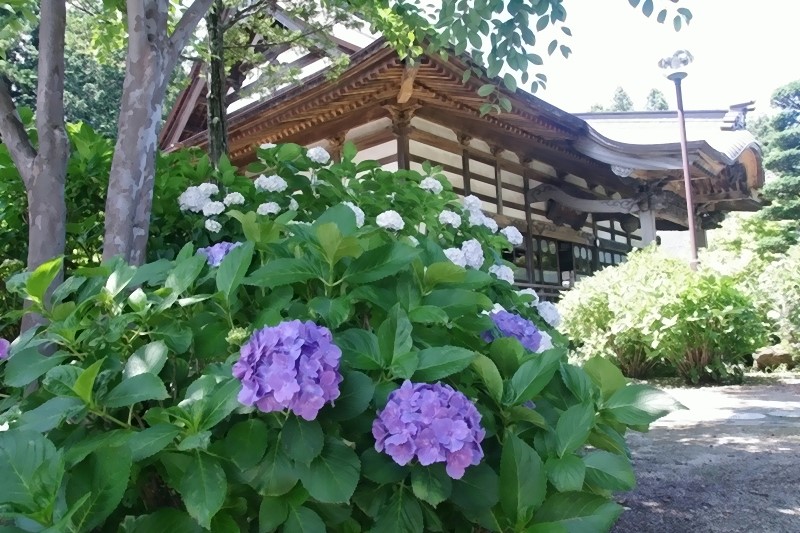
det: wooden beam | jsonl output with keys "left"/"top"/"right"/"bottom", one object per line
{"left": 522, "top": 159, "right": 535, "bottom": 284}
{"left": 385, "top": 104, "right": 421, "bottom": 171}
{"left": 459, "top": 134, "right": 472, "bottom": 196}
{"left": 491, "top": 145, "right": 504, "bottom": 215}
{"left": 397, "top": 65, "right": 419, "bottom": 104}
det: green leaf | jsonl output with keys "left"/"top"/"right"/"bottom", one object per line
{"left": 103, "top": 373, "right": 169, "bottom": 408}
{"left": 282, "top": 417, "right": 324, "bottom": 464}
{"left": 283, "top": 506, "right": 326, "bottom": 533}
{"left": 178, "top": 452, "right": 227, "bottom": 529}
{"left": 129, "top": 424, "right": 181, "bottom": 461}
{"left": 17, "top": 396, "right": 85, "bottom": 432}
{"left": 309, "top": 296, "right": 350, "bottom": 328}
{"left": 360, "top": 448, "right": 408, "bottom": 485}
{"left": 177, "top": 431, "right": 212, "bottom": 451}
{"left": 327, "top": 370, "right": 374, "bottom": 420}
{"left": 423, "top": 262, "right": 466, "bottom": 289}
{"left": 65, "top": 429, "right": 131, "bottom": 467}
{"left": 656, "top": 8, "right": 667, "bottom": 23}
{"left": 336, "top": 328, "right": 382, "bottom": 370}
{"left": 371, "top": 488, "right": 424, "bottom": 533}
{"left": 408, "top": 305, "right": 449, "bottom": 325}
{"left": 477, "top": 84, "right": 495, "bottom": 97}
{"left": 529, "top": 492, "right": 622, "bottom": 532}
{"left": 413, "top": 346, "right": 475, "bottom": 381}
{"left": 252, "top": 444, "right": 298, "bottom": 496}
{"left": 314, "top": 204, "right": 358, "bottom": 236}
{"left": 26, "top": 256, "right": 63, "bottom": 303}
{"left": 500, "top": 432, "right": 546, "bottom": 526}
{"left": 72, "top": 358, "right": 105, "bottom": 404}
{"left": 450, "top": 463, "right": 499, "bottom": 510}
{"left": 559, "top": 364, "right": 593, "bottom": 403}
{"left": 67, "top": 446, "right": 132, "bottom": 531}
{"left": 545, "top": 455, "right": 586, "bottom": 492}
{"left": 245, "top": 258, "right": 317, "bottom": 288}
{"left": 43, "top": 364, "right": 81, "bottom": 396}
{"left": 471, "top": 354, "right": 504, "bottom": 403}
{"left": 642, "top": 0, "right": 653, "bottom": 17}
{"left": 259, "top": 496, "right": 289, "bottom": 533}
{"left": 378, "top": 305, "right": 413, "bottom": 365}
{"left": 503, "top": 73, "right": 517, "bottom": 92}
{"left": 345, "top": 243, "right": 420, "bottom": 284}
{"left": 4, "top": 348, "right": 69, "bottom": 387}
{"left": 197, "top": 377, "right": 241, "bottom": 430}
{"left": 583, "top": 450, "right": 636, "bottom": 491}
{"left": 423, "top": 289, "right": 492, "bottom": 319}
{"left": 582, "top": 356, "right": 626, "bottom": 401}
{"left": 410, "top": 464, "right": 451, "bottom": 507}
{"left": 225, "top": 419, "right": 269, "bottom": 470}
{"left": 0, "top": 430, "right": 63, "bottom": 510}
{"left": 123, "top": 509, "right": 203, "bottom": 533}
{"left": 507, "top": 405, "right": 548, "bottom": 429}
{"left": 603, "top": 384, "right": 684, "bottom": 426}
{"left": 390, "top": 351, "right": 419, "bottom": 379}
{"left": 124, "top": 341, "right": 168, "bottom": 378}
{"left": 587, "top": 424, "right": 630, "bottom": 457}
{"left": 298, "top": 439, "right": 360, "bottom": 504}
{"left": 555, "top": 403, "right": 595, "bottom": 457}
{"left": 489, "top": 337, "right": 524, "bottom": 377}
{"left": 216, "top": 241, "right": 254, "bottom": 300}
{"left": 509, "top": 350, "right": 562, "bottom": 404}
{"left": 165, "top": 253, "right": 206, "bottom": 294}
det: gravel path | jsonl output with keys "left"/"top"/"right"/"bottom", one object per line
{"left": 612, "top": 375, "right": 800, "bottom": 533}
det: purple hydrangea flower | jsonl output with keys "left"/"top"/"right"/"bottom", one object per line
{"left": 372, "top": 381, "right": 485, "bottom": 479}
{"left": 482, "top": 310, "right": 543, "bottom": 353}
{"left": 0, "top": 338, "right": 9, "bottom": 360}
{"left": 232, "top": 320, "right": 343, "bottom": 421}
{"left": 198, "top": 241, "right": 242, "bottom": 267}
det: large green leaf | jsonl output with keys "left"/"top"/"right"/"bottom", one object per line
{"left": 16, "top": 396, "right": 85, "bottom": 432}
{"left": 281, "top": 416, "right": 324, "bottom": 464}
{"left": 196, "top": 377, "right": 241, "bottom": 431}
{"left": 377, "top": 305, "right": 413, "bottom": 366}
{"left": 298, "top": 438, "right": 360, "bottom": 504}
{"left": 326, "top": 370, "right": 374, "bottom": 421}
{"left": 603, "top": 384, "right": 684, "bottom": 426}
{"left": 64, "top": 429, "right": 131, "bottom": 467}
{"left": 422, "top": 289, "right": 492, "bottom": 319}
{"left": 559, "top": 364, "right": 594, "bottom": 403}
{"left": 499, "top": 432, "right": 546, "bottom": 526}
{"left": 4, "top": 348, "right": 69, "bottom": 387}
{"left": 545, "top": 455, "right": 586, "bottom": 492}
{"left": 335, "top": 328, "right": 383, "bottom": 370}
{"left": 407, "top": 305, "right": 449, "bottom": 325}
{"left": 72, "top": 358, "right": 105, "bottom": 404}
{"left": 225, "top": 420, "right": 269, "bottom": 470}
{"left": 583, "top": 356, "right": 627, "bottom": 401}
{"left": 123, "top": 509, "right": 203, "bottom": 533}
{"left": 471, "top": 354, "right": 504, "bottom": 403}
{"left": 26, "top": 256, "right": 63, "bottom": 304}
{"left": 360, "top": 448, "right": 408, "bottom": 485}
{"left": 245, "top": 258, "right": 318, "bottom": 288}
{"left": 309, "top": 296, "right": 350, "bottom": 329}
{"left": 410, "top": 464, "right": 452, "bottom": 508}
{"left": 252, "top": 443, "right": 298, "bottom": 496}
{"left": 529, "top": 492, "right": 623, "bottom": 532}
{"left": 216, "top": 241, "right": 254, "bottom": 300}
{"left": 583, "top": 450, "right": 636, "bottom": 491}
{"left": 123, "top": 341, "right": 168, "bottom": 378}
{"left": 67, "top": 446, "right": 132, "bottom": 531}
{"left": 345, "top": 243, "right": 419, "bottom": 284}
{"left": 129, "top": 424, "right": 181, "bottom": 461}
{"left": 587, "top": 424, "right": 630, "bottom": 457}
{"left": 0, "top": 430, "right": 63, "bottom": 511}
{"left": 423, "top": 262, "right": 466, "bottom": 289}
{"left": 450, "top": 463, "right": 499, "bottom": 510}
{"left": 555, "top": 403, "right": 595, "bottom": 457}
{"left": 258, "top": 496, "right": 289, "bottom": 533}
{"left": 314, "top": 203, "right": 358, "bottom": 236}
{"left": 413, "top": 346, "right": 476, "bottom": 381}
{"left": 509, "top": 350, "right": 562, "bottom": 405}
{"left": 371, "top": 488, "right": 424, "bottom": 533}
{"left": 177, "top": 452, "right": 227, "bottom": 529}
{"left": 283, "top": 506, "right": 326, "bottom": 533}
{"left": 165, "top": 253, "right": 206, "bottom": 294}
{"left": 103, "top": 373, "right": 169, "bottom": 408}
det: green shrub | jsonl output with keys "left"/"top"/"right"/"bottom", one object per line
{"left": 752, "top": 245, "right": 800, "bottom": 354}
{"left": 559, "top": 248, "right": 767, "bottom": 384}
{"left": 0, "top": 144, "right": 682, "bottom": 532}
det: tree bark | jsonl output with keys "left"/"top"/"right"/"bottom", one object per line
{"left": 206, "top": 0, "right": 228, "bottom": 169}
{"left": 103, "top": 0, "right": 214, "bottom": 265}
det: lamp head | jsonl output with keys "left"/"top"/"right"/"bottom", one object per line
{"left": 658, "top": 49, "right": 694, "bottom": 78}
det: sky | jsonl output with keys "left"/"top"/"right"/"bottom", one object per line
{"left": 533, "top": 0, "right": 800, "bottom": 116}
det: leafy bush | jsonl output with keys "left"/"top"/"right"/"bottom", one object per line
{"left": 0, "top": 144, "right": 681, "bottom": 532}
{"left": 752, "top": 245, "right": 800, "bottom": 354}
{"left": 559, "top": 248, "right": 767, "bottom": 384}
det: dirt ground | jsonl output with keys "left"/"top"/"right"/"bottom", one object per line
{"left": 612, "top": 374, "right": 800, "bottom": 533}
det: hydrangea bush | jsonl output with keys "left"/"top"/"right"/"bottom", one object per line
{"left": 0, "top": 143, "right": 682, "bottom": 532}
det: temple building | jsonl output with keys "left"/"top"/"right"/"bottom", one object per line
{"left": 161, "top": 38, "right": 764, "bottom": 299}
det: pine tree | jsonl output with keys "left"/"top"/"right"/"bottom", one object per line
{"left": 610, "top": 86, "right": 634, "bottom": 111}
{"left": 645, "top": 88, "right": 669, "bottom": 111}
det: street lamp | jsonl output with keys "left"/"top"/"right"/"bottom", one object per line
{"left": 658, "top": 50, "right": 699, "bottom": 271}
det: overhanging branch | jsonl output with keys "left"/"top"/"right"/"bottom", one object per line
{"left": 0, "top": 78, "right": 37, "bottom": 183}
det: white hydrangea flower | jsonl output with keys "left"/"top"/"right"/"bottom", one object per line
{"left": 287, "top": 220, "right": 312, "bottom": 226}
{"left": 468, "top": 211, "right": 485, "bottom": 228}
{"left": 461, "top": 239, "right": 484, "bottom": 269}
{"left": 489, "top": 264, "right": 515, "bottom": 284}
{"left": 517, "top": 288, "right": 540, "bottom": 307}
{"left": 343, "top": 201, "right": 365, "bottom": 228}
{"left": 202, "top": 201, "right": 225, "bottom": 217}
{"left": 307, "top": 147, "right": 331, "bottom": 164}
{"left": 482, "top": 216, "right": 499, "bottom": 233}
{"left": 376, "top": 210, "right": 405, "bottom": 231}
{"left": 407, "top": 236, "right": 419, "bottom": 247}
{"left": 257, "top": 202, "right": 281, "bottom": 216}
{"left": 198, "top": 183, "right": 219, "bottom": 196}
{"left": 463, "top": 195, "right": 482, "bottom": 213}
{"left": 438, "top": 210, "right": 462, "bottom": 228}
{"left": 260, "top": 142, "right": 276, "bottom": 149}
{"left": 205, "top": 219, "right": 222, "bottom": 233}
{"left": 223, "top": 192, "right": 245, "bottom": 206}
{"left": 255, "top": 174, "right": 288, "bottom": 193}
{"left": 501, "top": 226, "right": 524, "bottom": 246}
{"left": 537, "top": 301, "right": 562, "bottom": 328}
{"left": 482, "top": 302, "right": 506, "bottom": 315}
{"left": 444, "top": 247, "right": 467, "bottom": 267}
{"left": 537, "top": 331, "right": 554, "bottom": 353}
{"left": 420, "top": 177, "right": 444, "bottom": 194}
{"left": 289, "top": 197, "right": 299, "bottom": 211}
{"left": 178, "top": 186, "right": 209, "bottom": 213}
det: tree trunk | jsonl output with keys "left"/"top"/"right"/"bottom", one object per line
{"left": 206, "top": 0, "right": 228, "bottom": 169}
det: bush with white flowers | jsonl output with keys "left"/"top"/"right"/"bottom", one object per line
{"left": 0, "top": 142, "right": 681, "bottom": 532}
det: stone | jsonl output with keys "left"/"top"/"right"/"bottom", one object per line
{"left": 753, "top": 345, "right": 796, "bottom": 371}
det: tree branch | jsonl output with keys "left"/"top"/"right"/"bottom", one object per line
{"left": 167, "top": 0, "right": 215, "bottom": 70}
{"left": 0, "top": 78, "right": 36, "bottom": 184}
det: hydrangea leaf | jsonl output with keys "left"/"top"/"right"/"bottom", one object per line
{"left": 224, "top": 420, "right": 269, "bottom": 470}
{"left": 297, "top": 438, "right": 360, "bottom": 504}
{"left": 244, "top": 258, "right": 318, "bottom": 289}
{"left": 165, "top": 253, "right": 206, "bottom": 295}
{"left": 128, "top": 424, "right": 181, "bottom": 462}
{"left": 377, "top": 305, "right": 413, "bottom": 366}
{"left": 410, "top": 464, "right": 452, "bottom": 508}
{"left": 66, "top": 445, "right": 132, "bottom": 531}
{"left": 251, "top": 443, "right": 298, "bottom": 497}
{"left": 360, "top": 448, "right": 408, "bottom": 485}
{"left": 121, "top": 509, "right": 203, "bottom": 533}
{"left": 123, "top": 341, "right": 168, "bottom": 378}
{"left": 545, "top": 455, "right": 586, "bottom": 492}
{"left": 4, "top": 347, "right": 69, "bottom": 387}
{"left": 423, "top": 262, "right": 466, "bottom": 290}
{"left": 583, "top": 450, "right": 635, "bottom": 492}
{"left": 326, "top": 370, "right": 374, "bottom": 421}
{"left": 25, "top": 256, "right": 63, "bottom": 305}
{"left": 314, "top": 204, "right": 358, "bottom": 237}
{"left": 407, "top": 305, "right": 449, "bottom": 325}
{"left": 281, "top": 417, "right": 324, "bottom": 465}
{"left": 259, "top": 496, "right": 290, "bottom": 532}
{"left": 309, "top": 296, "right": 351, "bottom": 329}
{"left": 16, "top": 396, "right": 85, "bottom": 432}
{"left": 64, "top": 429, "right": 132, "bottom": 467}
{"left": 0, "top": 430, "right": 63, "bottom": 512}
{"left": 177, "top": 452, "right": 227, "bottom": 529}
{"left": 336, "top": 328, "right": 383, "bottom": 370}
{"left": 450, "top": 463, "right": 499, "bottom": 510}
{"left": 216, "top": 240, "right": 254, "bottom": 301}
{"left": 583, "top": 356, "right": 627, "bottom": 401}
{"left": 422, "top": 289, "right": 492, "bottom": 319}
{"left": 283, "top": 506, "right": 326, "bottom": 533}
{"left": 345, "top": 243, "right": 420, "bottom": 284}
{"left": 587, "top": 424, "right": 631, "bottom": 458}
{"left": 602, "top": 384, "right": 685, "bottom": 426}
{"left": 71, "top": 357, "right": 105, "bottom": 404}
{"left": 413, "top": 346, "right": 476, "bottom": 381}
{"left": 499, "top": 432, "right": 546, "bottom": 526}
{"left": 471, "top": 354, "right": 503, "bottom": 403}
{"left": 559, "top": 364, "right": 595, "bottom": 403}
{"left": 528, "top": 492, "right": 623, "bottom": 532}
{"left": 508, "top": 350, "right": 562, "bottom": 405}
{"left": 371, "top": 488, "right": 424, "bottom": 533}
{"left": 102, "top": 373, "right": 169, "bottom": 408}
{"left": 555, "top": 402, "right": 595, "bottom": 457}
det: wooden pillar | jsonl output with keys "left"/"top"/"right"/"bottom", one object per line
{"left": 327, "top": 132, "right": 348, "bottom": 163}
{"left": 490, "top": 145, "right": 504, "bottom": 215}
{"left": 590, "top": 215, "right": 600, "bottom": 272}
{"left": 385, "top": 104, "right": 420, "bottom": 171}
{"left": 639, "top": 209, "right": 657, "bottom": 245}
{"left": 522, "top": 158, "right": 535, "bottom": 284}
{"left": 458, "top": 133, "right": 472, "bottom": 196}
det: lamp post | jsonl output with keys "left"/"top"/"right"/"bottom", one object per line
{"left": 659, "top": 50, "right": 699, "bottom": 271}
